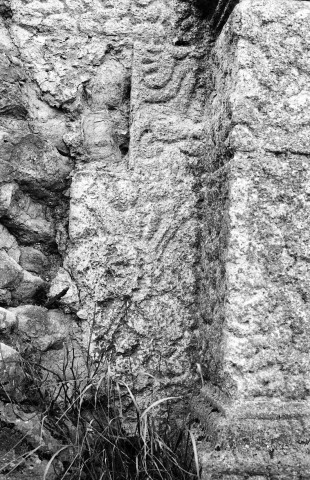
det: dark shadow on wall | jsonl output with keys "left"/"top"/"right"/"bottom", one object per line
{"left": 195, "top": 0, "right": 240, "bottom": 32}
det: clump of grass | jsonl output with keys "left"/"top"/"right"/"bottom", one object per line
{"left": 2, "top": 345, "right": 200, "bottom": 480}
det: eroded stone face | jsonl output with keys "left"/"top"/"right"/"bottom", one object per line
{"left": 0, "top": 0, "right": 310, "bottom": 478}
{"left": 198, "top": 0, "right": 310, "bottom": 478}
{"left": 0, "top": 0, "right": 209, "bottom": 451}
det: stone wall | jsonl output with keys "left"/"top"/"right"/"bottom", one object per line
{"left": 0, "top": 0, "right": 310, "bottom": 478}
{"left": 0, "top": 0, "right": 211, "bottom": 446}
{"left": 196, "top": 0, "right": 310, "bottom": 478}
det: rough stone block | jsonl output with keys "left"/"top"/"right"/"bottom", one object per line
{"left": 199, "top": 0, "right": 310, "bottom": 477}
{"left": 11, "top": 270, "right": 46, "bottom": 305}
{"left": 48, "top": 267, "right": 80, "bottom": 312}
{"left": 19, "top": 246, "right": 48, "bottom": 275}
{"left": 87, "top": 59, "right": 129, "bottom": 110}
{"left": 8, "top": 133, "right": 73, "bottom": 195}
{"left": 0, "top": 52, "right": 27, "bottom": 119}
{"left": 0, "top": 343, "right": 25, "bottom": 402}
{"left": 0, "top": 307, "right": 16, "bottom": 331}
{"left": 0, "top": 250, "right": 23, "bottom": 289}
{"left": 0, "top": 182, "right": 56, "bottom": 244}
{"left": 0, "top": 223, "right": 20, "bottom": 262}
{"left": 13, "top": 305, "right": 69, "bottom": 352}
{"left": 82, "top": 111, "right": 121, "bottom": 162}
{"left": 0, "top": 289, "right": 11, "bottom": 304}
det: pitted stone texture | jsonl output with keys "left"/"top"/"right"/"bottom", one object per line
{"left": 8, "top": 0, "right": 134, "bottom": 109}
{"left": 0, "top": 224, "right": 20, "bottom": 263}
{"left": 200, "top": 0, "right": 310, "bottom": 478}
{"left": 11, "top": 305, "right": 71, "bottom": 352}
{"left": 0, "top": 401, "right": 61, "bottom": 479}
{"left": 19, "top": 246, "right": 48, "bottom": 276}
{"left": 0, "top": 182, "right": 56, "bottom": 244}
{"left": 11, "top": 270, "right": 46, "bottom": 305}
{"left": 0, "top": 250, "right": 22, "bottom": 290}
{"left": 62, "top": 1, "right": 209, "bottom": 406}
{"left": 7, "top": 133, "right": 72, "bottom": 196}
{"left": 0, "top": 9, "right": 73, "bottom": 310}
{"left": 0, "top": 307, "right": 16, "bottom": 332}
{"left": 0, "top": 244, "right": 49, "bottom": 307}
{"left": 0, "top": 343, "right": 25, "bottom": 402}
{"left": 0, "top": 0, "right": 209, "bottom": 472}
{"left": 48, "top": 267, "right": 80, "bottom": 312}
{"left": 204, "top": 0, "right": 310, "bottom": 404}
{"left": 2, "top": 0, "right": 208, "bottom": 389}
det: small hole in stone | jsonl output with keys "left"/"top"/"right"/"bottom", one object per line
{"left": 119, "top": 144, "right": 129, "bottom": 156}
{"left": 174, "top": 39, "right": 190, "bottom": 46}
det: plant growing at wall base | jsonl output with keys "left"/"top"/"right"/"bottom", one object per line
{"left": 1, "top": 345, "right": 201, "bottom": 480}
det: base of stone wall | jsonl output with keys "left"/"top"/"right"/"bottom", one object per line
{"left": 200, "top": 449, "right": 310, "bottom": 480}
{"left": 193, "top": 390, "right": 310, "bottom": 479}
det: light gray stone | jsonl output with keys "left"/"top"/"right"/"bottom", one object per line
{"left": 199, "top": 0, "right": 310, "bottom": 478}
{"left": 0, "top": 224, "right": 20, "bottom": 263}
{"left": 87, "top": 59, "right": 129, "bottom": 110}
{"left": 48, "top": 267, "right": 80, "bottom": 312}
{"left": 0, "top": 307, "right": 16, "bottom": 331}
{"left": 0, "top": 250, "right": 23, "bottom": 289}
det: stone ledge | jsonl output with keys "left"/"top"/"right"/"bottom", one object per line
{"left": 193, "top": 393, "right": 310, "bottom": 477}
{"left": 200, "top": 449, "right": 310, "bottom": 480}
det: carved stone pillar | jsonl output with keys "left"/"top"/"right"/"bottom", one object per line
{"left": 64, "top": 0, "right": 210, "bottom": 407}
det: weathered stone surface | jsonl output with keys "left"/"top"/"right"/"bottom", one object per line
{"left": 0, "top": 182, "right": 56, "bottom": 244}
{"left": 0, "top": 289, "right": 11, "bottom": 305}
{"left": 0, "top": 307, "right": 16, "bottom": 332}
{"left": 0, "top": 0, "right": 309, "bottom": 476}
{"left": 0, "top": 401, "right": 60, "bottom": 479}
{"left": 19, "top": 246, "right": 48, "bottom": 276}
{"left": 5, "top": 132, "right": 73, "bottom": 196}
{"left": 0, "top": 400, "right": 60, "bottom": 453}
{"left": 40, "top": 338, "right": 89, "bottom": 397}
{"left": 0, "top": 50, "right": 26, "bottom": 119}
{"left": 62, "top": 0, "right": 209, "bottom": 408}
{"left": 11, "top": 271, "right": 46, "bottom": 306}
{"left": 0, "top": 0, "right": 12, "bottom": 19}
{"left": 0, "top": 246, "right": 49, "bottom": 306}
{"left": 198, "top": 0, "right": 310, "bottom": 478}
{"left": 0, "top": 224, "right": 20, "bottom": 263}
{"left": 0, "top": 250, "right": 22, "bottom": 289}
{"left": 12, "top": 305, "right": 70, "bottom": 352}
{"left": 0, "top": 5, "right": 72, "bottom": 315}
{"left": 0, "top": 343, "right": 25, "bottom": 402}
{"left": 48, "top": 267, "right": 80, "bottom": 312}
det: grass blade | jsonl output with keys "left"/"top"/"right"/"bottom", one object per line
{"left": 43, "top": 445, "right": 72, "bottom": 480}
{"left": 141, "top": 397, "right": 180, "bottom": 419}
{"left": 189, "top": 430, "right": 200, "bottom": 480}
